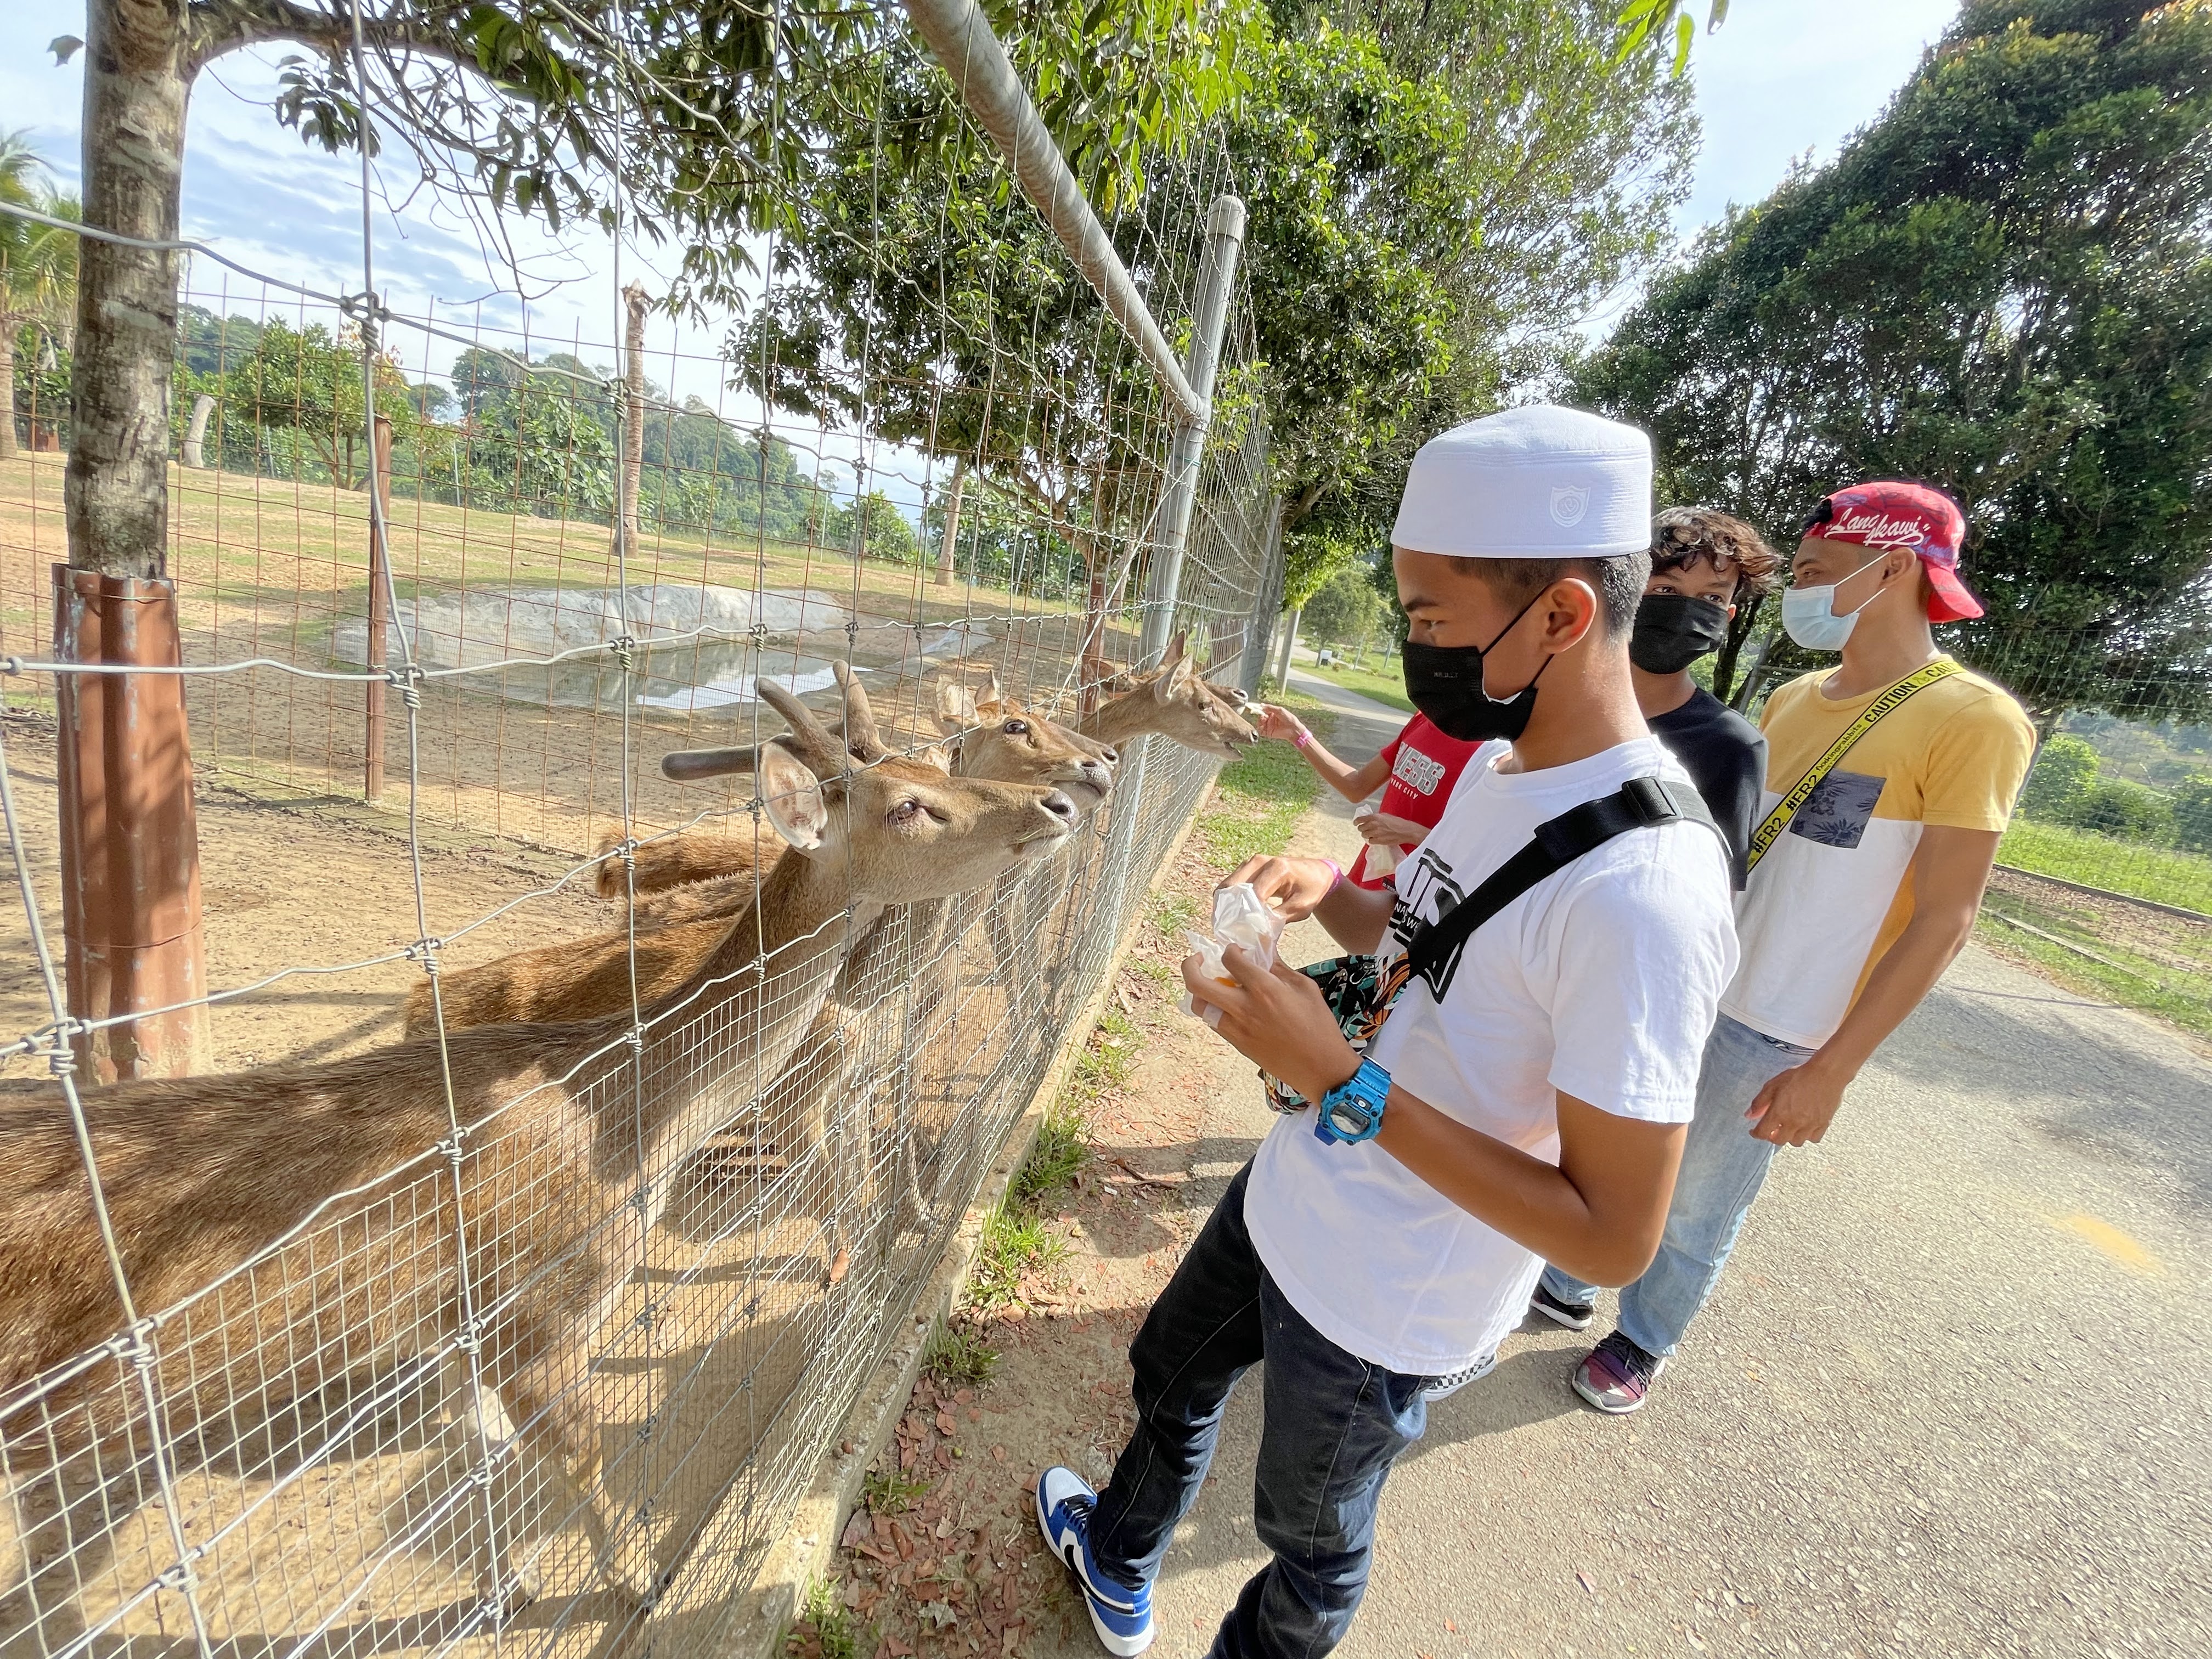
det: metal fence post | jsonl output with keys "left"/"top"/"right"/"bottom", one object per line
{"left": 1138, "top": 195, "right": 1246, "bottom": 669}
{"left": 364, "top": 414, "right": 393, "bottom": 802}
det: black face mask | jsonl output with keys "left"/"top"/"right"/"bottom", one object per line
{"left": 1629, "top": 592, "right": 1731, "bottom": 675}
{"left": 1400, "top": 591, "right": 1552, "bottom": 743}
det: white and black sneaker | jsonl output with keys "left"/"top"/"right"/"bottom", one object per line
{"left": 1528, "top": 1283, "right": 1596, "bottom": 1331}
{"left": 1034, "top": 1466, "right": 1154, "bottom": 1656}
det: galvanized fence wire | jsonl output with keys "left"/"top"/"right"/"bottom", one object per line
{"left": 0, "top": 8, "right": 1280, "bottom": 1657}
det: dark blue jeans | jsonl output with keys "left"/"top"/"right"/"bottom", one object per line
{"left": 1087, "top": 1163, "right": 1431, "bottom": 1659}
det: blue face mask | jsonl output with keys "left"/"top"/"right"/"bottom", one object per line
{"left": 1781, "top": 558, "right": 1887, "bottom": 651}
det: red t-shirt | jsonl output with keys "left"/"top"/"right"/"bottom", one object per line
{"left": 1347, "top": 713, "right": 1483, "bottom": 888}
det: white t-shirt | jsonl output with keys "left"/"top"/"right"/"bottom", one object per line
{"left": 1243, "top": 736, "right": 1739, "bottom": 1376}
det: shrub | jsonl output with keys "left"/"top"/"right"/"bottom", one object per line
{"left": 2061, "top": 778, "right": 2174, "bottom": 844}
{"left": 2170, "top": 774, "right": 2212, "bottom": 854}
{"left": 2019, "top": 733, "right": 2098, "bottom": 821}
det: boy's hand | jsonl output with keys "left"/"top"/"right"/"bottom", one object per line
{"left": 1354, "top": 811, "right": 1427, "bottom": 848}
{"left": 1223, "top": 854, "right": 1336, "bottom": 922}
{"left": 1252, "top": 703, "right": 1308, "bottom": 744}
{"left": 1745, "top": 1058, "right": 1850, "bottom": 1146}
{"left": 1182, "top": 944, "right": 1359, "bottom": 1103}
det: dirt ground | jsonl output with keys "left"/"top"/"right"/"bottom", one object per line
{"left": 795, "top": 674, "right": 2212, "bottom": 1659}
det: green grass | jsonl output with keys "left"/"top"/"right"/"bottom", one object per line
{"left": 966, "top": 1205, "right": 1068, "bottom": 1308}
{"left": 1150, "top": 892, "right": 1204, "bottom": 937}
{"left": 1996, "top": 818, "right": 2212, "bottom": 915}
{"left": 793, "top": 1578, "right": 865, "bottom": 1659}
{"left": 922, "top": 1319, "right": 1000, "bottom": 1387}
{"left": 1198, "top": 689, "right": 1336, "bottom": 867}
{"left": 1301, "top": 657, "right": 1414, "bottom": 714}
{"left": 861, "top": 1466, "right": 933, "bottom": 1515}
{"left": 1011, "top": 1094, "right": 1091, "bottom": 1206}
{"left": 1978, "top": 890, "right": 2212, "bottom": 1040}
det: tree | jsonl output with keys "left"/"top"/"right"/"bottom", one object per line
{"left": 1302, "top": 564, "right": 1385, "bottom": 650}
{"left": 2171, "top": 773, "right": 2212, "bottom": 855}
{"left": 2018, "top": 732, "right": 2098, "bottom": 821}
{"left": 56, "top": 0, "right": 1263, "bottom": 582}
{"left": 0, "top": 132, "right": 77, "bottom": 462}
{"left": 1571, "top": 0, "right": 2212, "bottom": 718}
{"left": 221, "top": 317, "right": 417, "bottom": 488}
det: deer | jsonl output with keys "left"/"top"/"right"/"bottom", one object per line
{"left": 577, "top": 673, "right": 1118, "bottom": 913}
{"left": 398, "top": 676, "right": 1119, "bottom": 1276}
{"left": 1075, "top": 630, "right": 1259, "bottom": 760}
{"left": 0, "top": 668, "right": 1076, "bottom": 1624}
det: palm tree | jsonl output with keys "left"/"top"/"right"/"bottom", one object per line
{"left": 0, "top": 131, "right": 80, "bottom": 462}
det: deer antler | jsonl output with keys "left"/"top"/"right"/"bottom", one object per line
{"left": 758, "top": 676, "right": 852, "bottom": 774}
{"left": 832, "top": 662, "right": 888, "bottom": 761}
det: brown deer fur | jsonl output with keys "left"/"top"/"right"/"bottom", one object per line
{"left": 0, "top": 668, "right": 1074, "bottom": 1610}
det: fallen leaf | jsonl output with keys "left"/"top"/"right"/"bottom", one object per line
{"left": 938, "top": 1411, "right": 958, "bottom": 1436}
{"left": 887, "top": 1637, "right": 916, "bottom": 1658}
{"left": 1576, "top": 1570, "right": 1597, "bottom": 1595}
{"left": 1445, "top": 1621, "right": 1458, "bottom": 1634}
{"left": 829, "top": 1249, "right": 851, "bottom": 1285}
{"left": 935, "top": 1516, "right": 955, "bottom": 1539}
{"left": 991, "top": 1445, "right": 1007, "bottom": 1463}
{"left": 922, "top": 1601, "right": 958, "bottom": 1631}
{"left": 841, "top": 1514, "right": 871, "bottom": 1550}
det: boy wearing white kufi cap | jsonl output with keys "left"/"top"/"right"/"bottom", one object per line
{"left": 1034, "top": 406, "right": 1739, "bottom": 1659}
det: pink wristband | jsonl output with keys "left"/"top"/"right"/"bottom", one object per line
{"left": 1294, "top": 728, "right": 1313, "bottom": 749}
{"left": 1321, "top": 857, "right": 1344, "bottom": 895}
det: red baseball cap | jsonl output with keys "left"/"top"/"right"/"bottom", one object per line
{"left": 1804, "top": 481, "right": 1982, "bottom": 623}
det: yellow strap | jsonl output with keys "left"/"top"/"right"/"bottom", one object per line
{"left": 1745, "top": 659, "right": 1963, "bottom": 873}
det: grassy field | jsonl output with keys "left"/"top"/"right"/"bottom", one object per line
{"left": 1300, "top": 656, "right": 1413, "bottom": 713}
{"left": 1197, "top": 688, "right": 1337, "bottom": 867}
{"left": 1978, "top": 893, "right": 2212, "bottom": 1041}
{"left": 0, "top": 449, "right": 1104, "bottom": 657}
{"left": 1995, "top": 818, "right": 2212, "bottom": 915}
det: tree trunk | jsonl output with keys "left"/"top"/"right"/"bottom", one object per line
{"left": 57, "top": 0, "right": 210, "bottom": 1079}
{"left": 180, "top": 391, "right": 215, "bottom": 468}
{"left": 1274, "top": 607, "right": 1301, "bottom": 687}
{"left": 69, "top": 0, "right": 190, "bottom": 580}
{"left": 620, "top": 280, "right": 648, "bottom": 562}
{"left": 0, "top": 326, "right": 17, "bottom": 462}
{"left": 934, "top": 458, "right": 967, "bottom": 589}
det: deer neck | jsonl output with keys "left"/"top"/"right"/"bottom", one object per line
{"left": 622, "top": 844, "right": 865, "bottom": 1177}
{"left": 1082, "top": 692, "right": 1161, "bottom": 749}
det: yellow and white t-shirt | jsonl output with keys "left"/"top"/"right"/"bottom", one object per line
{"left": 1719, "top": 661, "right": 2035, "bottom": 1049}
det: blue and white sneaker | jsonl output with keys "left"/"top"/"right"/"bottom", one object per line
{"left": 1034, "top": 1465, "right": 1154, "bottom": 1656}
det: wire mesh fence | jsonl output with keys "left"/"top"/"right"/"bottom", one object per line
{"left": 0, "top": 12, "right": 1279, "bottom": 1655}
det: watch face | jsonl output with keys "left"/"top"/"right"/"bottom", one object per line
{"left": 1325, "top": 1098, "right": 1373, "bottom": 1139}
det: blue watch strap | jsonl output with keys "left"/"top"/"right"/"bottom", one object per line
{"left": 1316, "top": 1058, "right": 1391, "bottom": 1145}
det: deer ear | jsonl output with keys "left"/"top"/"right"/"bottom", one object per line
{"left": 917, "top": 743, "right": 957, "bottom": 774}
{"left": 1164, "top": 630, "right": 1188, "bottom": 668}
{"left": 933, "top": 679, "right": 976, "bottom": 736}
{"left": 756, "top": 739, "right": 830, "bottom": 851}
{"left": 1156, "top": 654, "right": 1195, "bottom": 702}
{"left": 979, "top": 670, "right": 1005, "bottom": 711}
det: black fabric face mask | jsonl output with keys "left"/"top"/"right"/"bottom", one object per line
{"left": 1400, "top": 590, "right": 1552, "bottom": 743}
{"left": 1629, "top": 592, "right": 1731, "bottom": 675}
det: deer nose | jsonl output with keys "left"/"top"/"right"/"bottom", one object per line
{"left": 1080, "top": 758, "right": 1112, "bottom": 789}
{"left": 1041, "top": 789, "right": 1078, "bottom": 825}
{"left": 1095, "top": 744, "right": 1120, "bottom": 766}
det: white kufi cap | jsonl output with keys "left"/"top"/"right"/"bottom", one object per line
{"left": 1392, "top": 405, "right": 1652, "bottom": 559}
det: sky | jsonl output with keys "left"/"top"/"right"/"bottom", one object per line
{"left": 0, "top": 0, "right": 1962, "bottom": 481}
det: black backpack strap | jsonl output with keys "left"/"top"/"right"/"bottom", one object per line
{"left": 1403, "top": 777, "right": 1721, "bottom": 998}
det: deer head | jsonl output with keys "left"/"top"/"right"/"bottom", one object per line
{"left": 932, "top": 673, "right": 1115, "bottom": 811}
{"left": 665, "top": 664, "right": 1077, "bottom": 905}
{"left": 1087, "top": 631, "right": 1259, "bottom": 759}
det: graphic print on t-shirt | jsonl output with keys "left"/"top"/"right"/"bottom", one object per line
{"left": 1392, "top": 744, "right": 1449, "bottom": 797}
{"left": 1788, "top": 768, "right": 1886, "bottom": 849}
{"left": 1385, "top": 845, "right": 1469, "bottom": 990}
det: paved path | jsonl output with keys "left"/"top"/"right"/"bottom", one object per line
{"left": 1100, "top": 684, "right": 2212, "bottom": 1658}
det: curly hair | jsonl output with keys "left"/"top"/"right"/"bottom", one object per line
{"left": 1650, "top": 507, "right": 1782, "bottom": 600}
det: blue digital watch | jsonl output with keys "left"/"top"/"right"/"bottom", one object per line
{"left": 1314, "top": 1059, "right": 1391, "bottom": 1146}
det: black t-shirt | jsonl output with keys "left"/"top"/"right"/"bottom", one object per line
{"left": 1651, "top": 687, "right": 1767, "bottom": 890}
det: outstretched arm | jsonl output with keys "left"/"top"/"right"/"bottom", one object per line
{"left": 1252, "top": 705, "right": 1392, "bottom": 803}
